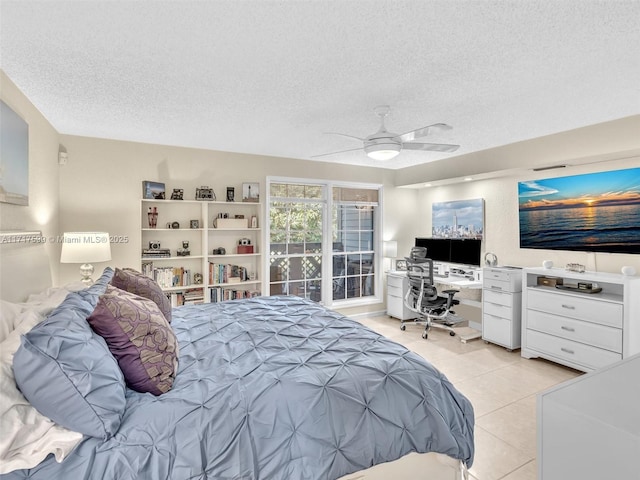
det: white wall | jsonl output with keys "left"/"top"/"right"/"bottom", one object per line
{"left": 0, "top": 70, "right": 61, "bottom": 284}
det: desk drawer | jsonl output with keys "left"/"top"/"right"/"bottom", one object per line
{"left": 483, "top": 315, "right": 512, "bottom": 347}
{"left": 387, "top": 274, "right": 405, "bottom": 289}
{"left": 483, "top": 289, "right": 513, "bottom": 308}
{"left": 527, "top": 310, "right": 622, "bottom": 353}
{"left": 526, "top": 329, "right": 621, "bottom": 370}
{"left": 527, "top": 289, "right": 623, "bottom": 328}
{"left": 387, "top": 284, "right": 404, "bottom": 298}
{"left": 483, "top": 300, "right": 514, "bottom": 320}
{"left": 483, "top": 268, "right": 521, "bottom": 292}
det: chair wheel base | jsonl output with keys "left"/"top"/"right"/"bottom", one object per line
{"left": 449, "top": 331, "right": 456, "bottom": 336}
{"left": 422, "top": 331, "right": 428, "bottom": 339}
{"left": 400, "top": 324, "right": 406, "bottom": 331}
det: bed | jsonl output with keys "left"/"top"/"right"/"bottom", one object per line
{"left": 0, "top": 244, "right": 474, "bottom": 479}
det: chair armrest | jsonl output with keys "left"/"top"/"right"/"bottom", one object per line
{"left": 441, "top": 289, "right": 458, "bottom": 308}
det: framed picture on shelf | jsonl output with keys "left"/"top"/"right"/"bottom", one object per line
{"left": 142, "top": 181, "right": 166, "bottom": 200}
{"left": 395, "top": 259, "right": 407, "bottom": 271}
{"left": 242, "top": 182, "right": 259, "bottom": 203}
{"left": 226, "top": 187, "right": 235, "bottom": 202}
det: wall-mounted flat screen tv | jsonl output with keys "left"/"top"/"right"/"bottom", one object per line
{"left": 518, "top": 167, "right": 640, "bottom": 254}
{"left": 415, "top": 238, "right": 482, "bottom": 266}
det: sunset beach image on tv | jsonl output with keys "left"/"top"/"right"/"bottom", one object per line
{"left": 518, "top": 167, "right": 640, "bottom": 254}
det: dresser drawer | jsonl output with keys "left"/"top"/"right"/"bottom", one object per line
{"left": 527, "top": 289, "right": 623, "bottom": 328}
{"left": 483, "top": 314, "right": 512, "bottom": 347}
{"left": 526, "top": 329, "right": 621, "bottom": 370}
{"left": 527, "top": 309, "right": 622, "bottom": 353}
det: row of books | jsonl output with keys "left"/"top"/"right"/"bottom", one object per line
{"left": 210, "top": 287, "right": 261, "bottom": 303}
{"left": 167, "top": 288, "right": 205, "bottom": 307}
{"left": 209, "top": 262, "right": 251, "bottom": 284}
{"left": 142, "top": 263, "right": 193, "bottom": 289}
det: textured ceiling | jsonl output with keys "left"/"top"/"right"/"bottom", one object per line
{"left": 1, "top": 0, "right": 639, "bottom": 170}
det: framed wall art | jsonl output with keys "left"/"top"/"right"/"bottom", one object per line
{"left": 0, "top": 100, "right": 29, "bottom": 205}
{"left": 242, "top": 183, "right": 259, "bottom": 202}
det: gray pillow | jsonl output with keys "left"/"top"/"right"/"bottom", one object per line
{"left": 13, "top": 268, "right": 126, "bottom": 440}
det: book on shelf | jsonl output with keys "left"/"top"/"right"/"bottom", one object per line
{"left": 142, "top": 264, "right": 195, "bottom": 289}
{"left": 167, "top": 287, "right": 204, "bottom": 307}
{"left": 209, "top": 287, "right": 260, "bottom": 303}
{"left": 208, "top": 262, "right": 249, "bottom": 284}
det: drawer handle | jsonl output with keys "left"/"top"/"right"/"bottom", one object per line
{"left": 560, "top": 347, "right": 575, "bottom": 355}
{"left": 561, "top": 304, "right": 576, "bottom": 310}
{"left": 490, "top": 286, "right": 503, "bottom": 290}
{"left": 560, "top": 326, "right": 575, "bottom": 332}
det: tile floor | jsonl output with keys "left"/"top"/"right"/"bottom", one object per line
{"left": 355, "top": 314, "right": 582, "bottom": 480}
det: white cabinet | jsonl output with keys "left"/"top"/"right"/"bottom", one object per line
{"left": 522, "top": 267, "right": 640, "bottom": 372}
{"left": 482, "top": 267, "right": 522, "bottom": 350}
{"left": 538, "top": 353, "right": 640, "bottom": 480}
{"left": 141, "top": 199, "right": 262, "bottom": 304}
{"left": 386, "top": 271, "right": 413, "bottom": 320}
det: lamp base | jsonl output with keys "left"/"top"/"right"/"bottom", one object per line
{"left": 80, "top": 263, "right": 95, "bottom": 285}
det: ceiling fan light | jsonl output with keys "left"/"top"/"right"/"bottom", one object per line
{"left": 365, "top": 143, "right": 401, "bottom": 161}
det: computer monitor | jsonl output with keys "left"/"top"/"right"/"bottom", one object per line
{"left": 414, "top": 238, "right": 451, "bottom": 263}
{"left": 449, "top": 238, "right": 482, "bottom": 266}
{"left": 414, "top": 237, "right": 482, "bottom": 267}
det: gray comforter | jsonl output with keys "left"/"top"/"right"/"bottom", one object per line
{"left": 5, "top": 295, "right": 474, "bottom": 479}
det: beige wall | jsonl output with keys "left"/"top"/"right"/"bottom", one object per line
{"left": 58, "top": 134, "right": 403, "bottom": 315}
{"left": 0, "top": 70, "right": 61, "bottom": 284}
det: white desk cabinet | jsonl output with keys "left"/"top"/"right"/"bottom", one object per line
{"left": 482, "top": 266, "right": 522, "bottom": 350}
{"left": 386, "top": 271, "right": 413, "bottom": 320}
{"left": 538, "top": 353, "right": 640, "bottom": 479}
{"left": 522, "top": 267, "right": 640, "bottom": 372}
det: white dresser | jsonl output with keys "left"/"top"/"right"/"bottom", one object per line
{"left": 538, "top": 353, "right": 640, "bottom": 479}
{"left": 521, "top": 267, "right": 640, "bottom": 372}
{"left": 386, "top": 271, "right": 413, "bottom": 320}
{"left": 482, "top": 266, "right": 522, "bottom": 350}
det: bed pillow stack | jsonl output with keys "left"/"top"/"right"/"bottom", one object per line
{"left": 87, "top": 283, "right": 178, "bottom": 395}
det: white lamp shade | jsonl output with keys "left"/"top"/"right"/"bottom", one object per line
{"left": 60, "top": 232, "right": 112, "bottom": 264}
{"left": 383, "top": 240, "right": 398, "bottom": 258}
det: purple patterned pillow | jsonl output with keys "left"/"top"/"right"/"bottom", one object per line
{"left": 111, "top": 267, "right": 172, "bottom": 323}
{"left": 87, "top": 285, "right": 179, "bottom": 395}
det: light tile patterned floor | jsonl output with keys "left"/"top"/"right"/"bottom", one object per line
{"left": 355, "top": 315, "right": 582, "bottom": 480}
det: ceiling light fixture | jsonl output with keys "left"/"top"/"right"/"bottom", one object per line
{"left": 365, "top": 142, "right": 401, "bottom": 161}
{"left": 464, "top": 177, "right": 473, "bottom": 181}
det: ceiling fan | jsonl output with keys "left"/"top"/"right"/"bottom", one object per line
{"left": 313, "top": 105, "right": 460, "bottom": 161}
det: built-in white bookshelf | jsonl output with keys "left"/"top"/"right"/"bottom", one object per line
{"left": 140, "top": 199, "right": 262, "bottom": 305}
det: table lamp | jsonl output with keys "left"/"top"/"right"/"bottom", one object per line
{"left": 60, "top": 232, "right": 112, "bottom": 285}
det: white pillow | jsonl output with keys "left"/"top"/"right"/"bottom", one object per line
{"left": 0, "top": 300, "right": 23, "bottom": 343}
{"left": 0, "top": 287, "right": 86, "bottom": 473}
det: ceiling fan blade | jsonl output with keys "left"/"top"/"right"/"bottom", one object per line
{"left": 324, "top": 132, "right": 365, "bottom": 142}
{"left": 311, "top": 147, "right": 364, "bottom": 158}
{"left": 396, "top": 123, "right": 453, "bottom": 143}
{"left": 402, "top": 142, "right": 460, "bottom": 153}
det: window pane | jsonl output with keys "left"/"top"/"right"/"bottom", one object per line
{"left": 360, "top": 231, "right": 373, "bottom": 251}
{"left": 270, "top": 184, "right": 288, "bottom": 197}
{"left": 289, "top": 257, "right": 303, "bottom": 281}
{"left": 345, "top": 231, "right": 359, "bottom": 252}
{"left": 306, "top": 186, "right": 322, "bottom": 199}
{"left": 304, "top": 256, "right": 322, "bottom": 279}
{"left": 288, "top": 185, "right": 305, "bottom": 198}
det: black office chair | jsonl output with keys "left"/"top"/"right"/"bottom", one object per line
{"left": 401, "top": 247, "right": 462, "bottom": 340}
